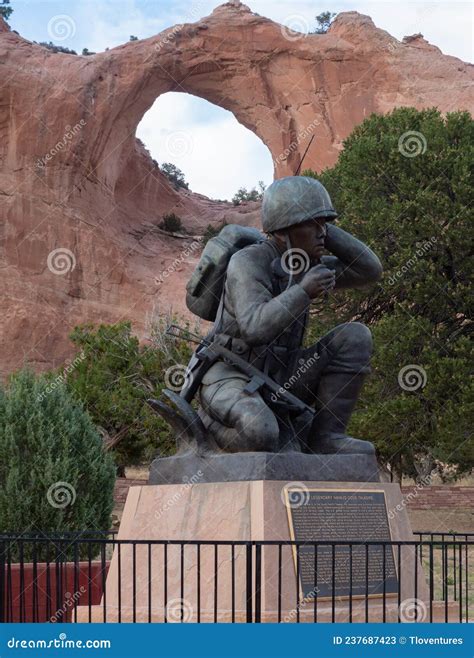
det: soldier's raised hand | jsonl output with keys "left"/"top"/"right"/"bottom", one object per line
{"left": 299, "top": 264, "right": 336, "bottom": 299}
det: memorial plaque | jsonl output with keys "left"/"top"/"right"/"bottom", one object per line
{"left": 284, "top": 488, "right": 398, "bottom": 600}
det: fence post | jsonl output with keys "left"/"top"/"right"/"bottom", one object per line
{"left": 254, "top": 544, "right": 262, "bottom": 623}
{"left": 0, "top": 540, "right": 5, "bottom": 623}
{"left": 246, "top": 543, "right": 252, "bottom": 623}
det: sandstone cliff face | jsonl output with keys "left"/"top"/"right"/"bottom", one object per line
{"left": 0, "top": 4, "right": 472, "bottom": 374}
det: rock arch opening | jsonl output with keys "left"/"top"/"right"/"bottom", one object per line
{"left": 136, "top": 92, "right": 274, "bottom": 201}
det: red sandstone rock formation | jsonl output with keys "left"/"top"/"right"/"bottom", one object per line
{"left": 0, "top": 4, "right": 472, "bottom": 374}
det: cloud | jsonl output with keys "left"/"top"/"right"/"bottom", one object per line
{"left": 136, "top": 93, "right": 274, "bottom": 200}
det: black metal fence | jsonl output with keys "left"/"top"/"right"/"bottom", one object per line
{"left": 0, "top": 533, "right": 472, "bottom": 623}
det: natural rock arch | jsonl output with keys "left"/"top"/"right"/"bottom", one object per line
{"left": 0, "top": 3, "right": 472, "bottom": 373}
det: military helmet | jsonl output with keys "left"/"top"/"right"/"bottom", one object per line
{"left": 261, "top": 176, "right": 337, "bottom": 233}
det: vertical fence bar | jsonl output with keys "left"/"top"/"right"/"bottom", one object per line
{"left": 331, "top": 544, "right": 335, "bottom": 623}
{"left": 180, "top": 543, "right": 184, "bottom": 623}
{"left": 296, "top": 545, "right": 300, "bottom": 624}
{"left": 19, "top": 541, "right": 24, "bottom": 623}
{"left": 0, "top": 540, "right": 5, "bottom": 623}
{"left": 214, "top": 544, "right": 218, "bottom": 623}
{"left": 246, "top": 543, "right": 252, "bottom": 623}
{"left": 132, "top": 543, "right": 137, "bottom": 623}
{"left": 117, "top": 542, "right": 122, "bottom": 624}
{"left": 254, "top": 543, "right": 261, "bottom": 623}
{"left": 349, "top": 544, "right": 353, "bottom": 624}
{"left": 458, "top": 543, "right": 463, "bottom": 623}
{"left": 73, "top": 542, "right": 79, "bottom": 624}
{"left": 6, "top": 545, "right": 12, "bottom": 622}
{"left": 442, "top": 533, "right": 446, "bottom": 601}
{"left": 278, "top": 544, "right": 282, "bottom": 624}
{"left": 397, "top": 544, "right": 401, "bottom": 623}
{"left": 148, "top": 543, "right": 152, "bottom": 624}
{"left": 365, "top": 544, "right": 369, "bottom": 623}
{"left": 414, "top": 543, "right": 418, "bottom": 621}
{"left": 444, "top": 541, "right": 448, "bottom": 622}
{"left": 46, "top": 542, "right": 51, "bottom": 621}
{"left": 231, "top": 544, "right": 235, "bottom": 624}
{"left": 313, "top": 544, "right": 318, "bottom": 624}
{"left": 197, "top": 544, "right": 201, "bottom": 624}
{"left": 453, "top": 537, "right": 457, "bottom": 601}
{"left": 87, "top": 541, "right": 92, "bottom": 623}
{"left": 429, "top": 542, "right": 434, "bottom": 623}
{"left": 32, "top": 542, "right": 38, "bottom": 623}
{"left": 98, "top": 541, "right": 105, "bottom": 623}
{"left": 382, "top": 544, "right": 386, "bottom": 624}
{"left": 465, "top": 538, "right": 469, "bottom": 623}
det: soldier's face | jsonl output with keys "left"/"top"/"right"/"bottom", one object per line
{"left": 286, "top": 218, "right": 327, "bottom": 260}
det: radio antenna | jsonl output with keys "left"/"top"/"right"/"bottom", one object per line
{"left": 295, "top": 134, "right": 315, "bottom": 176}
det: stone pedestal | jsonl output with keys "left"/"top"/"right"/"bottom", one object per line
{"left": 149, "top": 451, "right": 380, "bottom": 485}
{"left": 77, "top": 479, "right": 432, "bottom": 623}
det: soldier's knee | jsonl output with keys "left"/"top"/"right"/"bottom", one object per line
{"left": 231, "top": 397, "right": 279, "bottom": 451}
{"left": 341, "top": 322, "right": 372, "bottom": 353}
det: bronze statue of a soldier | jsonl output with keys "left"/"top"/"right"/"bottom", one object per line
{"left": 151, "top": 176, "right": 383, "bottom": 458}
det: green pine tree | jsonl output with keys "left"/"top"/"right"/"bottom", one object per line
{"left": 304, "top": 107, "right": 473, "bottom": 481}
{"left": 0, "top": 369, "right": 115, "bottom": 557}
